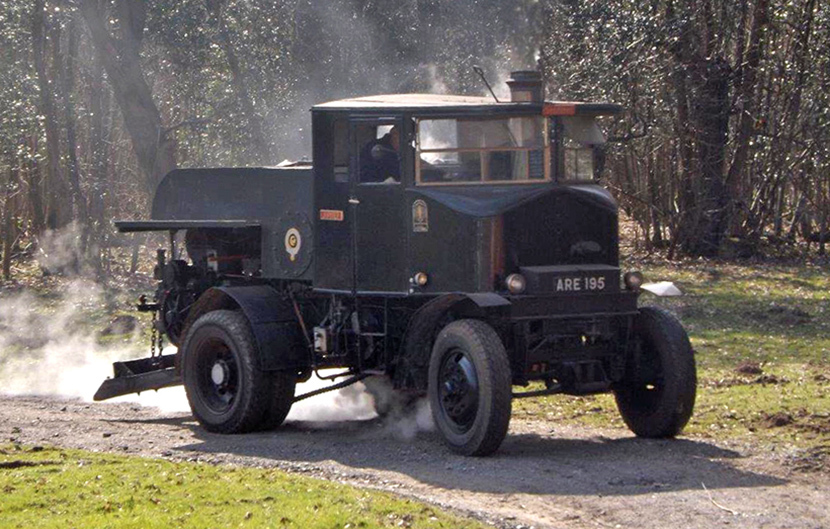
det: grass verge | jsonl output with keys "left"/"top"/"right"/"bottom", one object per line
{"left": 0, "top": 444, "right": 486, "bottom": 529}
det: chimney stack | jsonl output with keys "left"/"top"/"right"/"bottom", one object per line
{"left": 506, "top": 71, "right": 544, "bottom": 103}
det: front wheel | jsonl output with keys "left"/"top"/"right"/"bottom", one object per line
{"left": 614, "top": 306, "right": 696, "bottom": 438}
{"left": 181, "top": 310, "right": 288, "bottom": 433}
{"left": 428, "top": 319, "right": 512, "bottom": 456}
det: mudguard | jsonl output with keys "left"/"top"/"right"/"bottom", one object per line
{"left": 465, "top": 292, "right": 512, "bottom": 307}
{"left": 184, "top": 285, "right": 309, "bottom": 371}
{"left": 393, "top": 293, "right": 511, "bottom": 390}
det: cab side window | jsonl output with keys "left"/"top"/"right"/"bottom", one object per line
{"left": 356, "top": 123, "right": 401, "bottom": 184}
{"left": 333, "top": 119, "right": 349, "bottom": 183}
{"left": 560, "top": 116, "right": 605, "bottom": 182}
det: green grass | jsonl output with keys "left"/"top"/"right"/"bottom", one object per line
{"left": 514, "top": 261, "right": 830, "bottom": 451}
{"left": 0, "top": 444, "right": 486, "bottom": 529}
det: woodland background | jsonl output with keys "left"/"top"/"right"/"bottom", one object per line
{"left": 0, "top": 0, "right": 828, "bottom": 279}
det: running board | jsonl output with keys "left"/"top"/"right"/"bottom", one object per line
{"left": 93, "top": 354, "right": 181, "bottom": 401}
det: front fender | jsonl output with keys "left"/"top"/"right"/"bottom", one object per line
{"left": 393, "top": 293, "right": 510, "bottom": 390}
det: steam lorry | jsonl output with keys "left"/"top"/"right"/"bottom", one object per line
{"left": 95, "top": 71, "right": 696, "bottom": 456}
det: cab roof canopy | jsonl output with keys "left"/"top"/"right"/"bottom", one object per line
{"left": 312, "top": 93, "right": 623, "bottom": 117}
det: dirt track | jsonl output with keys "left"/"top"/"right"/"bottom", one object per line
{"left": 2, "top": 395, "right": 828, "bottom": 529}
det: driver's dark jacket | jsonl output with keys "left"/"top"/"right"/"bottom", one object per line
{"left": 359, "top": 135, "right": 400, "bottom": 183}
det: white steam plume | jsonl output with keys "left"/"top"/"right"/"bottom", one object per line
{"left": 287, "top": 374, "right": 434, "bottom": 441}
{"left": 0, "top": 223, "right": 187, "bottom": 412}
{"left": 0, "top": 224, "right": 433, "bottom": 437}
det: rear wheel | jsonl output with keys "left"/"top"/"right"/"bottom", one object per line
{"left": 259, "top": 372, "right": 296, "bottom": 431}
{"left": 428, "top": 319, "right": 512, "bottom": 456}
{"left": 182, "top": 310, "right": 283, "bottom": 433}
{"left": 614, "top": 306, "right": 696, "bottom": 438}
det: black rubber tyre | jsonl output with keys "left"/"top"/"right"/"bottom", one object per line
{"left": 363, "top": 376, "right": 420, "bottom": 418}
{"left": 258, "top": 371, "right": 296, "bottom": 431}
{"left": 181, "top": 310, "right": 277, "bottom": 434}
{"left": 428, "top": 319, "right": 512, "bottom": 456}
{"left": 614, "top": 306, "right": 696, "bottom": 438}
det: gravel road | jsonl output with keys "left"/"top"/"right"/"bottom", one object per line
{"left": 1, "top": 394, "right": 828, "bottom": 529}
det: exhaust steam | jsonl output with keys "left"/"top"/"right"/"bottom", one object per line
{"left": 0, "top": 226, "right": 433, "bottom": 437}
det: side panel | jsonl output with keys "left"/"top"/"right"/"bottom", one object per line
{"left": 351, "top": 117, "right": 408, "bottom": 292}
{"left": 313, "top": 112, "right": 353, "bottom": 290}
{"left": 150, "top": 167, "right": 315, "bottom": 281}
{"left": 406, "top": 192, "right": 477, "bottom": 293}
{"left": 354, "top": 184, "right": 407, "bottom": 291}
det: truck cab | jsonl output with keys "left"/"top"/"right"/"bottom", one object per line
{"left": 311, "top": 90, "right": 623, "bottom": 297}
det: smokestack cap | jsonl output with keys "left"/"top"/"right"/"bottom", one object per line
{"left": 506, "top": 70, "right": 544, "bottom": 103}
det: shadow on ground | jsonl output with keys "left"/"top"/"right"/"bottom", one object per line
{"left": 118, "top": 414, "right": 788, "bottom": 497}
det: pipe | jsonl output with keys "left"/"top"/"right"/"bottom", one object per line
{"left": 293, "top": 373, "right": 369, "bottom": 403}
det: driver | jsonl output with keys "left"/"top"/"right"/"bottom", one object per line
{"left": 360, "top": 125, "right": 400, "bottom": 183}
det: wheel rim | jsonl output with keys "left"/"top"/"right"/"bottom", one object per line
{"left": 437, "top": 348, "right": 479, "bottom": 434}
{"left": 195, "top": 337, "right": 239, "bottom": 414}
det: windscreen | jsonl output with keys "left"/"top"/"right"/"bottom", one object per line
{"left": 417, "top": 116, "right": 548, "bottom": 184}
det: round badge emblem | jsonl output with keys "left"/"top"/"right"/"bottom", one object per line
{"left": 274, "top": 211, "right": 312, "bottom": 277}
{"left": 285, "top": 227, "right": 301, "bottom": 262}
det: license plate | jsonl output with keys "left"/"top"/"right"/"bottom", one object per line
{"left": 519, "top": 265, "right": 619, "bottom": 294}
{"left": 555, "top": 275, "right": 606, "bottom": 292}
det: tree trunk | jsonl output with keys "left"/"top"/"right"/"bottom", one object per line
{"left": 88, "top": 26, "right": 110, "bottom": 275}
{"left": 687, "top": 57, "right": 731, "bottom": 256}
{"left": 32, "top": 0, "right": 70, "bottom": 230}
{"left": 61, "top": 14, "right": 87, "bottom": 223}
{"left": 667, "top": 1, "right": 732, "bottom": 257}
{"left": 24, "top": 135, "right": 46, "bottom": 234}
{"left": 789, "top": 193, "right": 808, "bottom": 241}
{"left": 2, "top": 162, "right": 19, "bottom": 280}
{"left": 79, "top": 0, "right": 176, "bottom": 193}
{"left": 648, "top": 146, "right": 663, "bottom": 247}
{"left": 725, "top": 0, "right": 769, "bottom": 224}
{"left": 667, "top": 55, "right": 695, "bottom": 258}
{"left": 206, "top": 0, "right": 271, "bottom": 164}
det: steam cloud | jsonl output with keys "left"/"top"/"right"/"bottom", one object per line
{"left": 0, "top": 278, "right": 433, "bottom": 434}
{"left": 0, "top": 279, "right": 127, "bottom": 399}
{"left": 0, "top": 224, "right": 433, "bottom": 437}
{"left": 266, "top": 1, "right": 538, "bottom": 162}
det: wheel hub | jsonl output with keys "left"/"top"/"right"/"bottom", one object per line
{"left": 439, "top": 352, "right": 479, "bottom": 429}
{"left": 211, "top": 360, "right": 230, "bottom": 386}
